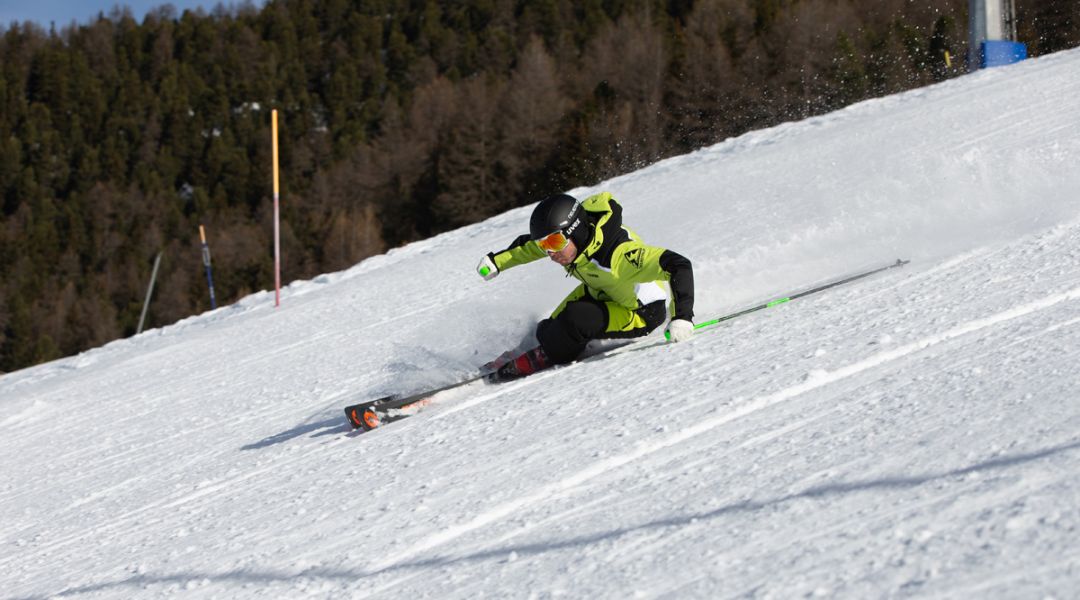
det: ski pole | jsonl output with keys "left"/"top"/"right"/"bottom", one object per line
{"left": 667, "top": 258, "right": 910, "bottom": 340}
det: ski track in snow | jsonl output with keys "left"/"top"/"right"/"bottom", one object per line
{"left": 3, "top": 49, "right": 1080, "bottom": 599}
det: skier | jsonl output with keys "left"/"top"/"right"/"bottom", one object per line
{"left": 477, "top": 191, "right": 695, "bottom": 381}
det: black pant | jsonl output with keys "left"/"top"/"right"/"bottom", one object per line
{"left": 536, "top": 298, "right": 667, "bottom": 364}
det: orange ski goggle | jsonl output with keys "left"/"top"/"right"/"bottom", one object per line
{"left": 535, "top": 231, "right": 570, "bottom": 253}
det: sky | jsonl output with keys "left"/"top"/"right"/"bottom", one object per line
{"left": 0, "top": 0, "right": 265, "bottom": 29}
{"left": 2, "top": 47, "right": 1079, "bottom": 597}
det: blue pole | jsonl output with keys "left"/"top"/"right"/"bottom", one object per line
{"left": 200, "top": 225, "right": 218, "bottom": 310}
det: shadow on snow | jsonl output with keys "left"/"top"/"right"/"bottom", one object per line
{"left": 240, "top": 416, "right": 349, "bottom": 450}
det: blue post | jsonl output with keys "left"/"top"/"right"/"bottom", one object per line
{"left": 981, "top": 40, "right": 1027, "bottom": 68}
{"left": 200, "top": 225, "right": 218, "bottom": 310}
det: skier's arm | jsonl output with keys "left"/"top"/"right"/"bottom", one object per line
{"left": 658, "top": 250, "right": 695, "bottom": 322}
{"left": 476, "top": 234, "right": 548, "bottom": 280}
{"left": 619, "top": 244, "right": 695, "bottom": 322}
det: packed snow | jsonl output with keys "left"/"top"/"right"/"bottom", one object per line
{"left": 3, "top": 48, "right": 1080, "bottom": 599}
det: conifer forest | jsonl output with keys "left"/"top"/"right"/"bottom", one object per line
{"left": 1, "top": 0, "right": 1077, "bottom": 372}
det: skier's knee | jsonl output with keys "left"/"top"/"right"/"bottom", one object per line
{"left": 536, "top": 300, "right": 607, "bottom": 364}
{"left": 536, "top": 318, "right": 579, "bottom": 364}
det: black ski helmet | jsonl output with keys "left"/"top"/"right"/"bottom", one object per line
{"left": 530, "top": 194, "right": 587, "bottom": 247}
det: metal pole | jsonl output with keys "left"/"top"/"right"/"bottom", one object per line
{"left": 137, "top": 251, "right": 163, "bottom": 335}
{"left": 200, "top": 224, "right": 217, "bottom": 310}
{"left": 985, "top": 0, "right": 1004, "bottom": 40}
{"left": 970, "top": 0, "right": 986, "bottom": 70}
{"left": 1003, "top": 0, "right": 1017, "bottom": 41}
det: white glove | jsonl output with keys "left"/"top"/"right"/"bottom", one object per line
{"left": 477, "top": 255, "right": 499, "bottom": 281}
{"left": 665, "top": 319, "right": 694, "bottom": 343}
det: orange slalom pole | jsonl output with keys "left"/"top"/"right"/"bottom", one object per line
{"left": 272, "top": 109, "right": 281, "bottom": 307}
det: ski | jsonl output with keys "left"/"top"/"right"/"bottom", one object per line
{"left": 344, "top": 373, "right": 488, "bottom": 431}
{"left": 343, "top": 340, "right": 637, "bottom": 431}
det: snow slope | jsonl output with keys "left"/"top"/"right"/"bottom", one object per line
{"left": 3, "top": 49, "right": 1080, "bottom": 599}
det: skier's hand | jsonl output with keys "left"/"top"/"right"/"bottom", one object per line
{"left": 665, "top": 319, "right": 694, "bottom": 343}
{"left": 477, "top": 254, "right": 499, "bottom": 281}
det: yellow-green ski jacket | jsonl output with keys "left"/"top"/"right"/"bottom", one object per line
{"left": 488, "top": 192, "right": 694, "bottom": 323}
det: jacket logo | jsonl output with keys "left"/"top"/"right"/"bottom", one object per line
{"left": 624, "top": 248, "right": 643, "bottom": 269}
